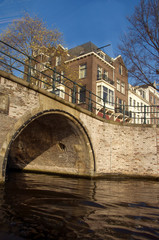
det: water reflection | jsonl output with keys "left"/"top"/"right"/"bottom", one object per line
{"left": 0, "top": 172, "right": 159, "bottom": 239}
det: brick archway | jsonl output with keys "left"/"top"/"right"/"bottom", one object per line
{"left": 2, "top": 109, "right": 95, "bottom": 180}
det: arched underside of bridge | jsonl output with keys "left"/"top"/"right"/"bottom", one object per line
{"left": 3, "top": 110, "right": 95, "bottom": 178}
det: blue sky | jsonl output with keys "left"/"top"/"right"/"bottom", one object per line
{"left": 0, "top": 0, "right": 140, "bottom": 57}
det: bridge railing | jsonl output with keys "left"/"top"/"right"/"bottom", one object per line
{"left": 0, "top": 40, "right": 159, "bottom": 124}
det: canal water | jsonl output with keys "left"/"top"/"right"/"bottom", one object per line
{"left": 0, "top": 172, "right": 159, "bottom": 240}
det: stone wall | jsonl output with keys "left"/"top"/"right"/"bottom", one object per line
{"left": 80, "top": 113, "right": 159, "bottom": 178}
{"left": 0, "top": 76, "right": 40, "bottom": 119}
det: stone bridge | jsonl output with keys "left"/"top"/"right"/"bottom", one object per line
{"left": 0, "top": 70, "right": 159, "bottom": 182}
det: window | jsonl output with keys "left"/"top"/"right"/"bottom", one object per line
{"left": 139, "top": 90, "right": 145, "bottom": 99}
{"left": 103, "top": 70, "right": 108, "bottom": 80}
{"left": 133, "top": 100, "right": 136, "bottom": 107}
{"left": 79, "top": 86, "right": 86, "bottom": 103}
{"left": 151, "top": 106, "right": 153, "bottom": 113}
{"left": 97, "top": 51, "right": 104, "bottom": 59}
{"left": 97, "top": 85, "right": 114, "bottom": 105}
{"left": 129, "top": 97, "right": 132, "bottom": 106}
{"left": 109, "top": 89, "right": 114, "bottom": 105}
{"left": 117, "top": 79, "right": 120, "bottom": 91}
{"left": 69, "top": 89, "right": 72, "bottom": 102}
{"left": 121, "top": 82, "right": 125, "bottom": 94}
{"left": 119, "top": 99, "right": 123, "bottom": 113}
{"left": 119, "top": 98, "right": 122, "bottom": 105}
{"left": 97, "top": 85, "right": 102, "bottom": 102}
{"left": 154, "top": 97, "right": 156, "bottom": 104}
{"left": 150, "top": 95, "right": 153, "bottom": 103}
{"left": 79, "top": 64, "right": 87, "bottom": 79}
{"left": 103, "top": 86, "right": 108, "bottom": 102}
{"left": 97, "top": 66, "right": 102, "bottom": 80}
{"left": 56, "top": 56, "right": 61, "bottom": 66}
{"left": 119, "top": 64, "right": 122, "bottom": 75}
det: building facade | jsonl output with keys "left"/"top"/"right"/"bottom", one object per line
{"left": 128, "top": 83, "right": 159, "bottom": 124}
{"left": 66, "top": 42, "right": 129, "bottom": 122}
{"left": 128, "top": 84, "right": 150, "bottom": 124}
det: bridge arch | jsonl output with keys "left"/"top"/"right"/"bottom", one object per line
{"left": 2, "top": 109, "right": 95, "bottom": 180}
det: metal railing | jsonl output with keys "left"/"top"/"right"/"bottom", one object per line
{"left": 97, "top": 74, "right": 114, "bottom": 85}
{"left": 0, "top": 40, "right": 159, "bottom": 124}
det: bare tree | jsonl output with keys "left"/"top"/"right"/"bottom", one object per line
{"left": 0, "top": 13, "right": 80, "bottom": 98}
{"left": 118, "top": 0, "right": 159, "bottom": 90}
{"left": 0, "top": 13, "right": 63, "bottom": 74}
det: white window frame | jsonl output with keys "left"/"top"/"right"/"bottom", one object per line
{"left": 69, "top": 89, "right": 72, "bottom": 102}
{"left": 121, "top": 82, "right": 125, "bottom": 94}
{"left": 56, "top": 56, "right": 61, "bottom": 66}
{"left": 109, "top": 89, "right": 114, "bottom": 106}
{"left": 79, "top": 64, "right": 87, "bottom": 79}
{"left": 97, "top": 66, "right": 102, "bottom": 80}
{"left": 103, "top": 70, "right": 108, "bottom": 81}
{"left": 97, "top": 85, "right": 102, "bottom": 102}
{"left": 117, "top": 79, "right": 120, "bottom": 91}
{"left": 129, "top": 97, "right": 132, "bottom": 106}
{"left": 97, "top": 83, "right": 114, "bottom": 108}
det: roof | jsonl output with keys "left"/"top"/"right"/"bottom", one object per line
{"left": 133, "top": 83, "right": 159, "bottom": 94}
{"left": 68, "top": 42, "right": 98, "bottom": 56}
{"left": 68, "top": 41, "right": 112, "bottom": 63}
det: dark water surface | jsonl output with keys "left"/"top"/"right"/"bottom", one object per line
{"left": 0, "top": 172, "right": 159, "bottom": 240}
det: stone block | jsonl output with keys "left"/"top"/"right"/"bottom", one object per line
{"left": 0, "top": 93, "right": 9, "bottom": 114}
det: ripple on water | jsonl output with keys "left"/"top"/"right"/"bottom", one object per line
{"left": 0, "top": 172, "right": 159, "bottom": 239}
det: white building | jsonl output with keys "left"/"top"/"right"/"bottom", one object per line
{"left": 128, "top": 84, "right": 150, "bottom": 124}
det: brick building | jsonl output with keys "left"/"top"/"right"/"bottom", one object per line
{"left": 67, "top": 42, "right": 129, "bottom": 121}
{"left": 26, "top": 45, "right": 69, "bottom": 98}
{"left": 26, "top": 41, "right": 129, "bottom": 121}
{"left": 25, "top": 41, "right": 132, "bottom": 122}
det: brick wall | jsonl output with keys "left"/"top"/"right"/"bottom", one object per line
{"left": 114, "top": 56, "right": 128, "bottom": 105}
{"left": 80, "top": 112, "right": 159, "bottom": 178}
{"left": 0, "top": 76, "right": 40, "bottom": 119}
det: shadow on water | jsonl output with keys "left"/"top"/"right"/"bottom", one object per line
{"left": 0, "top": 171, "right": 159, "bottom": 239}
